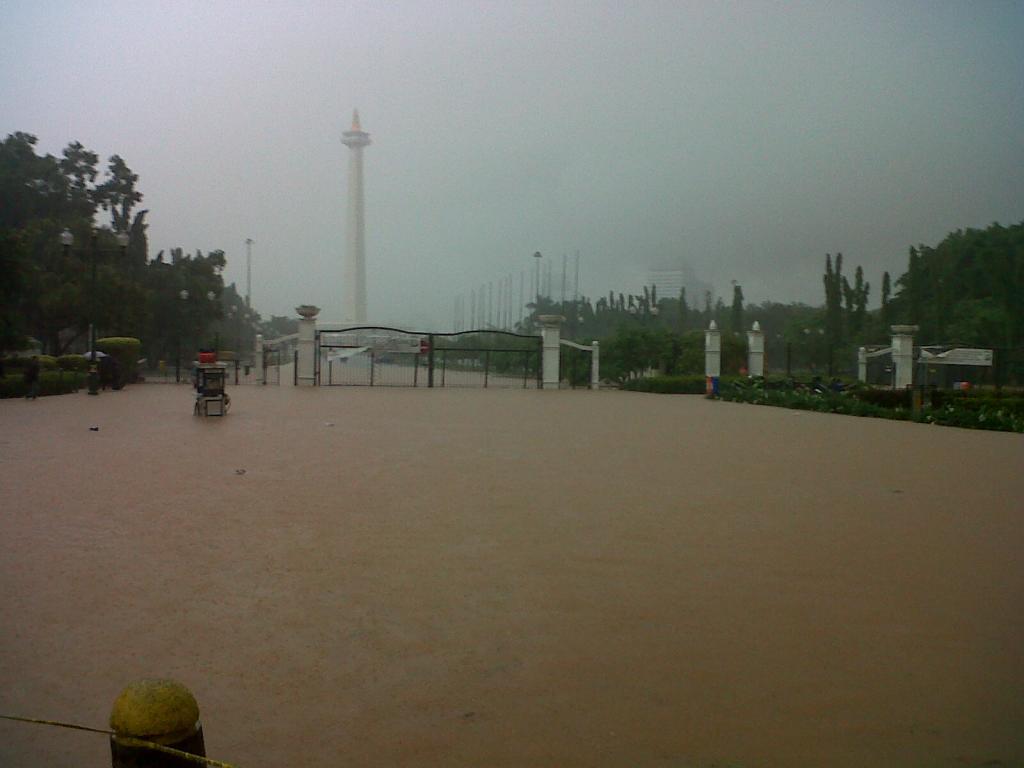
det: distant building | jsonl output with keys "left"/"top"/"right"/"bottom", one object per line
{"left": 644, "top": 260, "right": 714, "bottom": 305}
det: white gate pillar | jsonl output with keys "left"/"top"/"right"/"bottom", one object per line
{"left": 254, "top": 334, "right": 264, "bottom": 384}
{"left": 890, "top": 324, "right": 917, "bottom": 390}
{"left": 746, "top": 320, "right": 764, "bottom": 377}
{"left": 296, "top": 305, "right": 320, "bottom": 386}
{"left": 539, "top": 315, "right": 565, "bottom": 389}
{"left": 857, "top": 346, "right": 867, "bottom": 383}
{"left": 590, "top": 341, "right": 600, "bottom": 390}
{"left": 705, "top": 321, "right": 721, "bottom": 378}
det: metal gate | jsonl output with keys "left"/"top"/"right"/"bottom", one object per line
{"left": 559, "top": 340, "right": 593, "bottom": 388}
{"left": 316, "top": 327, "right": 541, "bottom": 388}
{"left": 262, "top": 346, "right": 282, "bottom": 385}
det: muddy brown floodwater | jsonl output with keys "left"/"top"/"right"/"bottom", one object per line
{"left": 1, "top": 384, "right": 1023, "bottom": 767}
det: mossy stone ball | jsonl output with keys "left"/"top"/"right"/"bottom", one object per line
{"left": 109, "top": 679, "right": 200, "bottom": 743}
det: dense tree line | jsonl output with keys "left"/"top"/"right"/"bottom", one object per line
{"left": 0, "top": 132, "right": 264, "bottom": 364}
{"left": 889, "top": 222, "right": 1023, "bottom": 348}
{"left": 517, "top": 220, "right": 1022, "bottom": 379}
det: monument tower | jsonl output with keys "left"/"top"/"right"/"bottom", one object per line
{"left": 341, "top": 109, "right": 371, "bottom": 323}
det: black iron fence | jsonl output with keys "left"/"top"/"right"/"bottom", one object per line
{"left": 317, "top": 327, "right": 541, "bottom": 388}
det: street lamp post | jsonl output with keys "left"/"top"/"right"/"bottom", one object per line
{"left": 533, "top": 251, "right": 542, "bottom": 302}
{"left": 61, "top": 228, "right": 128, "bottom": 394}
{"left": 176, "top": 289, "right": 189, "bottom": 383}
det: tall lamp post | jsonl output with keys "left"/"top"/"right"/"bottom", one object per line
{"left": 177, "top": 289, "right": 189, "bottom": 383}
{"left": 533, "top": 251, "right": 542, "bottom": 302}
{"left": 61, "top": 228, "right": 129, "bottom": 394}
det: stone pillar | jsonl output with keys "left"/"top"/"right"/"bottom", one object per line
{"left": 858, "top": 346, "right": 867, "bottom": 383}
{"left": 109, "top": 678, "right": 206, "bottom": 768}
{"left": 890, "top": 324, "right": 918, "bottom": 390}
{"left": 539, "top": 314, "right": 565, "bottom": 390}
{"left": 296, "top": 305, "right": 320, "bottom": 387}
{"left": 746, "top": 320, "right": 764, "bottom": 377}
{"left": 590, "top": 341, "right": 600, "bottom": 390}
{"left": 704, "top": 320, "right": 721, "bottom": 378}
{"left": 254, "top": 333, "right": 264, "bottom": 384}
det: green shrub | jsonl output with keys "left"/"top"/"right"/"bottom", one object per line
{"left": 849, "top": 388, "right": 911, "bottom": 409}
{"left": 623, "top": 375, "right": 712, "bottom": 394}
{"left": 0, "top": 370, "right": 87, "bottom": 398}
{"left": 717, "top": 379, "right": 1021, "bottom": 432}
{"left": 57, "top": 354, "right": 89, "bottom": 371}
{"left": 96, "top": 337, "right": 141, "bottom": 384}
{"left": 1, "top": 355, "right": 58, "bottom": 371}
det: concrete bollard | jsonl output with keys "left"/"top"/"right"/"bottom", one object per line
{"left": 109, "top": 679, "right": 206, "bottom": 768}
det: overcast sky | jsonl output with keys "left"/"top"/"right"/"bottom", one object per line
{"left": 2, "top": 1, "right": 1022, "bottom": 327}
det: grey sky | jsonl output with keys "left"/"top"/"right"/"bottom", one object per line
{"left": 2, "top": 1, "right": 1022, "bottom": 328}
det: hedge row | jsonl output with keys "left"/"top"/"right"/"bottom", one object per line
{"left": 622, "top": 375, "right": 759, "bottom": 394}
{"left": 622, "top": 375, "right": 713, "bottom": 394}
{"left": 0, "top": 371, "right": 88, "bottom": 398}
{"left": 623, "top": 375, "right": 1024, "bottom": 433}
{"left": 719, "top": 380, "right": 1023, "bottom": 433}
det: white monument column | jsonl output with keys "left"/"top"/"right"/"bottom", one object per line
{"left": 890, "top": 324, "right": 918, "bottom": 390}
{"left": 590, "top": 340, "right": 600, "bottom": 390}
{"left": 705, "top": 320, "right": 721, "bottom": 378}
{"left": 296, "top": 305, "right": 320, "bottom": 386}
{"left": 539, "top": 315, "right": 565, "bottom": 389}
{"left": 746, "top": 320, "right": 765, "bottom": 377}
{"left": 341, "top": 110, "right": 371, "bottom": 324}
{"left": 858, "top": 346, "right": 867, "bottom": 383}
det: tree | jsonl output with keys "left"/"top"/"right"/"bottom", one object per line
{"left": 677, "top": 287, "right": 688, "bottom": 332}
{"left": 729, "top": 282, "right": 744, "bottom": 334}
{"left": 713, "top": 297, "right": 727, "bottom": 329}
{"left": 0, "top": 230, "right": 27, "bottom": 350}
{"left": 881, "top": 271, "right": 892, "bottom": 327}
{"left": 94, "top": 155, "right": 142, "bottom": 232}
{"left": 823, "top": 252, "right": 844, "bottom": 350}
{"left": 58, "top": 141, "right": 99, "bottom": 221}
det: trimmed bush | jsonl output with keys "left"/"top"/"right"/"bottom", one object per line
{"left": 96, "top": 337, "right": 142, "bottom": 384}
{"left": 57, "top": 354, "right": 89, "bottom": 372}
{"left": 37, "top": 354, "right": 58, "bottom": 369}
{"left": 1, "top": 370, "right": 87, "bottom": 398}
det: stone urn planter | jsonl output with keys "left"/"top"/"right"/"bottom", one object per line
{"left": 296, "top": 305, "right": 321, "bottom": 320}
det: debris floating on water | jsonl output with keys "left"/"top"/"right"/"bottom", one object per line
{"left": 89, "top": 427, "right": 99, "bottom": 432}
{"left": 234, "top": 469, "right": 246, "bottom": 475}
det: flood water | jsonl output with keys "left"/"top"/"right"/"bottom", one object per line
{"left": 1, "top": 384, "right": 1022, "bottom": 767}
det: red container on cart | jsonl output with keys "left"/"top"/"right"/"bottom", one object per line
{"left": 198, "top": 351, "right": 217, "bottom": 364}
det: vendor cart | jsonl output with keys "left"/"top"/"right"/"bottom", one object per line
{"left": 194, "top": 363, "right": 231, "bottom": 416}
